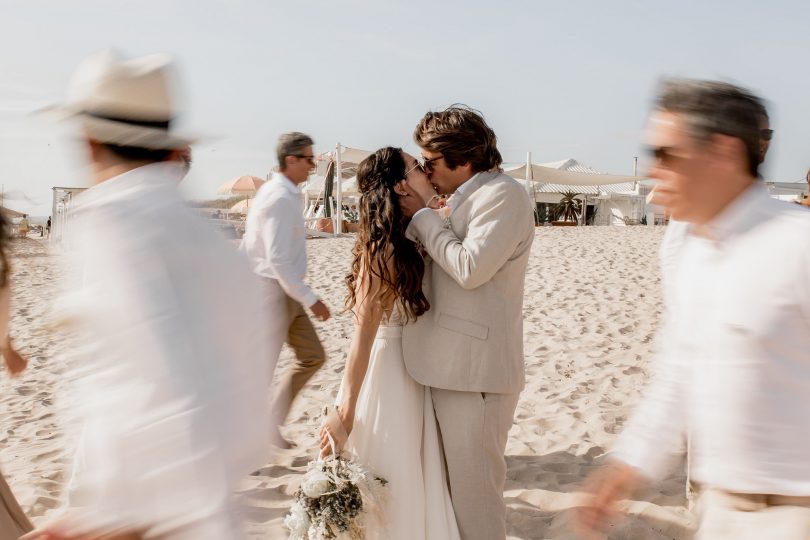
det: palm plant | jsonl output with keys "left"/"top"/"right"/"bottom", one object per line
{"left": 553, "top": 191, "right": 582, "bottom": 222}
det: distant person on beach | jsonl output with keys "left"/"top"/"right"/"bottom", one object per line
{"left": 242, "top": 132, "right": 330, "bottom": 448}
{"left": 577, "top": 79, "right": 810, "bottom": 540}
{"left": 25, "top": 50, "right": 271, "bottom": 540}
{"left": 18, "top": 215, "right": 29, "bottom": 238}
{"left": 45, "top": 216, "right": 51, "bottom": 237}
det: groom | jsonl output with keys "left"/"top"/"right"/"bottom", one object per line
{"left": 400, "top": 105, "right": 535, "bottom": 540}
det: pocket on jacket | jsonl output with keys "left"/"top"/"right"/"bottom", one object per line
{"left": 437, "top": 313, "right": 489, "bottom": 340}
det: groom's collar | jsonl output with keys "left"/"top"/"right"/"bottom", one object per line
{"left": 448, "top": 170, "right": 499, "bottom": 212}
{"left": 453, "top": 172, "right": 482, "bottom": 200}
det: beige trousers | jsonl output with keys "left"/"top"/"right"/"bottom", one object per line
{"left": 430, "top": 388, "right": 519, "bottom": 540}
{"left": 269, "top": 290, "right": 326, "bottom": 427}
{"left": 696, "top": 488, "right": 810, "bottom": 540}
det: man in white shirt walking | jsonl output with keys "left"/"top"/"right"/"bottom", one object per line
{"left": 577, "top": 79, "right": 810, "bottom": 540}
{"left": 242, "top": 132, "right": 331, "bottom": 445}
{"left": 26, "top": 50, "right": 270, "bottom": 540}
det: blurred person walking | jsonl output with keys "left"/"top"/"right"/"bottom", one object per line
{"left": 242, "top": 132, "right": 330, "bottom": 448}
{"left": 25, "top": 50, "right": 271, "bottom": 540}
{"left": 577, "top": 79, "right": 810, "bottom": 540}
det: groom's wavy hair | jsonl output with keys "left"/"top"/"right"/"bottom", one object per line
{"left": 413, "top": 104, "right": 502, "bottom": 173}
{"left": 345, "top": 147, "right": 429, "bottom": 323}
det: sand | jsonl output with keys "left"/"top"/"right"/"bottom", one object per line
{"left": 0, "top": 227, "right": 696, "bottom": 539}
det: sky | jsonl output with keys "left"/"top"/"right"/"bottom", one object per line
{"left": 1, "top": 0, "right": 808, "bottom": 217}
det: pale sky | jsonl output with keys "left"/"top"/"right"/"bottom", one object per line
{"left": 1, "top": 0, "right": 808, "bottom": 217}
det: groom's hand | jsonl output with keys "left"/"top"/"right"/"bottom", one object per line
{"left": 398, "top": 182, "right": 427, "bottom": 218}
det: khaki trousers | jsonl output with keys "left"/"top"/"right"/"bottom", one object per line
{"left": 269, "top": 291, "right": 326, "bottom": 426}
{"left": 430, "top": 388, "right": 519, "bottom": 540}
{"left": 696, "top": 488, "right": 810, "bottom": 540}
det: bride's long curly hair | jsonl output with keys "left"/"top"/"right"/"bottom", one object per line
{"left": 345, "top": 147, "right": 429, "bottom": 322}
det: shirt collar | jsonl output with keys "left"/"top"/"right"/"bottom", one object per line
{"left": 452, "top": 172, "right": 481, "bottom": 199}
{"left": 696, "top": 183, "right": 769, "bottom": 242}
{"left": 275, "top": 172, "right": 302, "bottom": 195}
{"left": 76, "top": 162, "right": 182, "bottom": 209}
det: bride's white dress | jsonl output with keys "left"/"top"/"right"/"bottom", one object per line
{"left": 338, "top": 309, "right": 460, "bottom": 540}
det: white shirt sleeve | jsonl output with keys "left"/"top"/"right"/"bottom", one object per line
{"left": 261, "top": 198, "right": 318, "bottom": 308}
{"left": 611, "top": 316, "right": 689, "bottom": 480}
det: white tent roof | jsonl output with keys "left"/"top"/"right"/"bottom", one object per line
{"left": 314, "top": 146, "right": 373, "bottom": 179}
{"left": 303, "top": 175, "right": 360, "bottom": 196}
{"left": 534, "top": 182, "right": 638, "bottom": 195}
{"left": 504, "top": 158, "right": 641, "bottom": 186}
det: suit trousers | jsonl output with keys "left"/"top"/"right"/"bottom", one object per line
{"left": 268, "top": 284, "right": 326, "bottom": 428}
{"left": 430, "top": 387, "right": 520, "bottom": 540}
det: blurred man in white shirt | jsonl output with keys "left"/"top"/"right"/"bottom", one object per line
{"left": 577, "top": 79, "right": 810, "bottom": 540}
{"left": 27, "top": 51, "right": 270, "bottom": 540}
{"left": 242, "top": 132, "right": 330, "bottom": 446}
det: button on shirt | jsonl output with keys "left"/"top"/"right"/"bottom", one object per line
{"left": 241, "top": 173, "right": 318, "bottom": 308}
{"left": 613, "top": 185, "right": 810, "bottom": 495}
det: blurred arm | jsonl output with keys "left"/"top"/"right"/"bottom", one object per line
{"left": 337, "top": 266, "right": 388, "bottom": 434}
{"left": 611, "top": 317, "right": 688, "bottom": 480}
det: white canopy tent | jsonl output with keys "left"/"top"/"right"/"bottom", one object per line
{"left": 765, "top": 181, "right": 806, "bottom": 202}
{"left": 504, "top": 158, "right": 640, "bottom": 186}
{"left": 309, "top": 145, "right": 371, "bottom": 236}
{"left": 504, "top": 156, "right": 646, "bottom": 225}
{"left": 303, "top": 174, "right": 360, "bottom": 197}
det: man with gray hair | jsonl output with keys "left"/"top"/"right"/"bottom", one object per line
{"left": 576, "top": 79, "right": 810, "bottom": 539}
{"left": 242, "top": 132, "right": 330, "bottom": 447}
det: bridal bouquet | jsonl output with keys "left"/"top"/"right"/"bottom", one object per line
{"left": 285, "top": 444, "right": 388, "bottom": 539}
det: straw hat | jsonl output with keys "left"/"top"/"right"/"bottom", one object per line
{"left": 42, "top": 50, "right": 194, "bottom": 150}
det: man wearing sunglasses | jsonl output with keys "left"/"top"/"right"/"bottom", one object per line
{"left": 242, "top": 132, "right": 331, "bottom": 448}
{"left": 399, "top": 105, "right": 535, "bottom": 540}
{"left": 577, "top": 79, "right": 810, "bottom": 540}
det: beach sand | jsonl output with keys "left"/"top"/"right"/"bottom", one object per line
{"left": 1, "top": 227, "right": 695, "bottom": 539}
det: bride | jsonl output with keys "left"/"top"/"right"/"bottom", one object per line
{"left": 319, "top": 147, "right": 460, "bottom": 540}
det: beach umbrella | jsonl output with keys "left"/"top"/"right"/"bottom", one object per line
{"left": 217, "top": 175, "right": 265, "bottom": 196}
{"left": 218, "top": 175, "right": 265, "bottom": 213}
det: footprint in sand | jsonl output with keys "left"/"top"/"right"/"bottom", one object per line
{"left": 16, "top": 385, "right": 34, "bottom": 396}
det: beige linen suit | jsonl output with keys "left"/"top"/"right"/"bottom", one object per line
{"left": 403, "top": 170, "right": 535, "bottom": 540}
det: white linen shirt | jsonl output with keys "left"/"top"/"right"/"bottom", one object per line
{"left": 61, "top": 163, "right": 271, "bottom": 537}
{"left": 241, "top": 173, "right": 317, "bottom": 307}
{"left": 613, "top": 185, "right": 810, "bottom": 495}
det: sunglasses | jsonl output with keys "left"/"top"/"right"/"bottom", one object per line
{"left": 418, "top": 155, "right": 444, "bottom": 171}
{"left": 760, "top": 129, "right": 774, "bottom": 141}
{"left": 647, "top": 145, "right": 684, "bottom": 162}
{"left": 404, "top": 160, "right": 425, "bottom": 176}
{"left": 294, "top": 154, "right": 316, "bottom": 165}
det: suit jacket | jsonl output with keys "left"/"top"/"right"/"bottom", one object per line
{"left": 402, "top": 170, "right": 535, "bottom": 393}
